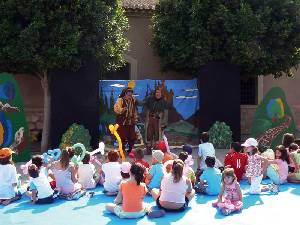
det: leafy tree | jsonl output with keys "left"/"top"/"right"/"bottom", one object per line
{"left": 0, "top": 0, "right": 128, "bottom": 151}
{"left": 152, "top": 0, "right": 300, "bottom": 77}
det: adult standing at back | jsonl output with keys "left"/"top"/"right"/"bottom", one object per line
{"left": 144, "top": 88, "right": 169, "bottom": 154}
{"left": 114, "top": 85, "right": 137, "bottom": 154}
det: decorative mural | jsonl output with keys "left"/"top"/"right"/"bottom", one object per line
{"left": 251, "top": 87, "right": 296, "bottom": 150}
{"left": 0, "top": 72, "right": 30, "bottom": 162}
{"left": 99, "top": 79, "right": 200, "bottom": 146}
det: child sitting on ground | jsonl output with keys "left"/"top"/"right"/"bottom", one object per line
{"left": 120, "top": 162, "right": 131, "bottom": 181}
{"left": 243, "top": 138, "right": 278, "bottom": 194}
{"left": 288, "top": 143, "right": 298, "bottom": 173}
{"left": 224, "top": 142, "right": 248, "bottom": 182}
{"left": 26, "top": 164, "right": 55, "bottom": 204}
{"left": 102, "top": 150, "right": 121, "bottom": 195}
{"left": 0, "top": 148, "right": 21, "bottom": 205}
{"left": 31, "top": 155, "right": 56, "bottom": 189}
{"left": 151, "top": 159, "right": 195, "bottom": 212}
{"left": 131, "top": 148, "right": 150, "bottom": 169}
{"left": 282, "top": 133, "right": 295, "bottom": 149}
{"left": 146, "top": 150, "right": 164, "bottom": 190}
{"left": 196, "top": 156, "right": 221, "bottom": 195}
{"left": 51, "top": 148, "right": 85, "bottom": 200}
{"left": 178, "top": 152, "right": 196, "bottom": 186}
{"left": 197, "top": 132, "right": 223, "bottom": 175}
{"left": 106, "top": 163, "right": 165, "bottom": 219}
{"left": 288, "top": 146, "right": 300, "bottom": 183}
{"left": 266, "top": 145, "right": 289, "bottom": 185}
{"left": 212, "top": 168, "right": 243, "bottom": 216}
{"left": 156, "top": 140, "right": 174, "bottom": 164}
{"left": 78, "top": 153, "right": 99, "bottom": 189}
{"left": 182, "top": 144, "right": 195, "bottom": 168}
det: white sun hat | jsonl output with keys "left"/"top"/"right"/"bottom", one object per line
{"left": 241, "top": 138, "right": 258, "bottom": 147}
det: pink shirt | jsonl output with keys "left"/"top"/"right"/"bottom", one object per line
{"left": 224, "top": 181, "right": 240, "bottom": 202}
{"left": 275, "top": 159, "right": 288, "bottom": 183}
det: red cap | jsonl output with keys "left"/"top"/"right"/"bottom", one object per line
{"left": 156, "top": 141, "right": 167, "bottom": 153}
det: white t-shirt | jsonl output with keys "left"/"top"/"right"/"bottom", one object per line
{"left": 160, "top": 173, "right": 188, "bottom": 204}
{"left": 198, "top": 142, "right": 215, "bottom": 169}
{"left": 78, "top": 164, "right": 96, "bottom": 189}
{"left": 102, "top": 162, "right": 121, "bottom": 192}
{"left": 0, "top": 164, "right": 18, "bottom": 199}
{"left": 30, "top": 174, "right": 54, "bottom": 199}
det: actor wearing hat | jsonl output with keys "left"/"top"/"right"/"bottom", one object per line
{"left": 114, "top": 87, "right": 138, "bottom": 154}
{"left": 0, "top": 148, "right": 21, "bottom": 205}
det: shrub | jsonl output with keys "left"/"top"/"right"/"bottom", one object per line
{"left": 208, "top": 121, "right": 232, "bottom": 149}
{"left": 60, "top": 123, "right": 92, "bottom": 152}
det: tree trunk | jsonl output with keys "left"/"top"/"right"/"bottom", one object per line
{"left": 40, "top": 72, "right": 51, "bottom": 152}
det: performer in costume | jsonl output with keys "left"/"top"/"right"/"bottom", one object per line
{"left": 144, "top": 88, "right": 169, "bottom": 154}
{"left": 113, "top": 82, "right": 137, "bottom": 154}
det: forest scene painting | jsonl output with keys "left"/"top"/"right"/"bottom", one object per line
{"left": 99, "top": 79, "right": 200, "bottom": 146}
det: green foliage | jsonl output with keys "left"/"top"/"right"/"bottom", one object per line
{"left": 152, "top": 0, "right": 300, "bottom": 77}
{"left": 208, "top": 121, "right": 232, "bottom": 149}
{"left": 0, "top": 0, "right": 128, "bottom": 75}
{"left": 60, "top": 123, "right": 92, "bottom": 152}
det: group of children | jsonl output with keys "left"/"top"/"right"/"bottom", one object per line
{"left": 1, "top": 132, "right": 300, "bottom": 218}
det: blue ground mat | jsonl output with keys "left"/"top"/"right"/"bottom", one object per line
{"left": 1, "top": 180, "right": 299, "bottom": 225}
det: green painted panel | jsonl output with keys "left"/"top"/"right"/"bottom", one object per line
{"left": 251, "top": 87, "right": 296, "bottom": 150}
{"left": 0, "top": 72, "right": 30, "bottom": 162}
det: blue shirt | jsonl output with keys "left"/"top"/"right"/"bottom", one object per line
{"left": 200, "top": 167, "right": 221, "bottom": 195}
{"left": 148, "top": 163, "right": 164, "bottom": 189}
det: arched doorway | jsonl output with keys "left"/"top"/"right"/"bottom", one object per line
{"left": 102, "top": 54, "right": 137, "bottom": 80}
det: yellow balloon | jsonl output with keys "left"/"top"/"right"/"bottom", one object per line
{"left": 109, "top": 124, "right": 125, "bottom": 161}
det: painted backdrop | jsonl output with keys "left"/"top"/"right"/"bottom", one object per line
{"left": 99, "top": 79, "right": 199, "bottom": 145}
{"left": 0, "top": 73, "right": 30, "bottom": 162}
{"left": 251, "top": 87, "right": 296, "bottom": 149}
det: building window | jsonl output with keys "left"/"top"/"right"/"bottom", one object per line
{"left": 241, "top": 77, "right": 257, "bottom": 105}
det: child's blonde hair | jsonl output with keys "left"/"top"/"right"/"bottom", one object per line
{"left": 222, "top": 168, "right": 237, "bottom": 183}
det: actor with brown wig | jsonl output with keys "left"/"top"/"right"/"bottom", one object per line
{"left": 144, "top": 88, "right": 169, "bottom": 153}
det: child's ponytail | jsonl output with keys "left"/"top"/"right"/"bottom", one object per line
{"left": 130, "top": 163, "right": 145, "bottom": 185}
{"left": 172, "top": 159, "right": 184, "bottom": 183}
{"left": 60, "top": 148, "right": 73, "bottom": 169}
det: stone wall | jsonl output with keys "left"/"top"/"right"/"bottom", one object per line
{"left": 240, "top": 105, "right": 257, "bottom": 135}
{"left": 24, "top": 107, "right": 43, "bottom": 140}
